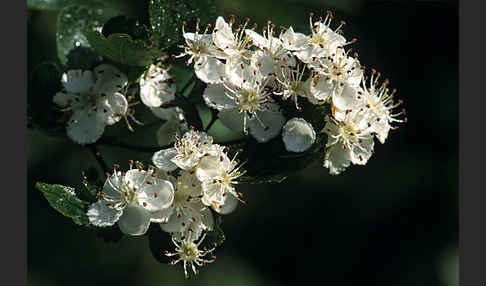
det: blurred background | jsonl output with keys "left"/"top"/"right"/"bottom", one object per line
{"left": 28, "top": 0, "right": 458, "bottom": 285}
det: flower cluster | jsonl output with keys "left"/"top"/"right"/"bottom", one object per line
{"left": 179, "top": 12, "right": 405, "bottom": 174}
{"left": 87, "top": 129, "right": 244, "bottom": 277}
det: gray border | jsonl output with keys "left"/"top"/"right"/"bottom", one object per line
{"left": 460, "top": 0, "right": 485, "bottom": 286}
{"left": 4, "top": 0, "right": 27, "bottom": 285}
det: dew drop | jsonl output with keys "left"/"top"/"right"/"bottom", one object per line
{"left": 64, "top": 13, "right": 72, "bottom": 19}
{"left": 96, "top": 8, "right": 103, "bottom": 15}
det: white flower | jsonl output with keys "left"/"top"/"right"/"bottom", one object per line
{"left": 152, "top": 130, "right": 214, "bottom": 171}
{"left": 151, "top": 107, "right": 189, "bottom": 146}
{"left": 203, "top": 67, "right": 286, "bottom": 143}
{"left": 274, "top": 65, "right": 311, "bottom": 110}
{"left": 195, "top": 147, "right": 244, "bottom": 213}
{"left": 322, "top": 111, "right": 375, "bottom": 175}
{"left": 279, "top": 26, "right": 309, "bottom": 51}
{"left": 308, "top": 49, "right": 363, "bottom": 104}
{"left": 53, "top": 64, "right": 128, "bottom": 144}
{"left": 152, "top": 171, "right": 214, "bottom": 240}
{"left": 282, "top": 118, "right": 316, "bottom": 153}
{"left": 292, "top": 12, "right": 348, "bottom": 63}
{"left": 244, "top": 22, "right": 296, "bottom": 77}
{"left": 177, "top": 19, "right": 225, "bottom": 84}
{"left": 212, "top": 16, "right": 253, "bottom": 62}
{"left": 87, "top": 168, "right": 174, "bottom": 236}
{"left": 358, "top": 70, "right": 406, "bottom": 143}
{"left": 139, "top": 64, "right": 175, "bottom": 108}
{"left": 165, "top": 231, "right": 216, "bottom": 278}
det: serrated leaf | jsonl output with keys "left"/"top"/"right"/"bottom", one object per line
{"left": 86, "top": 31, "right": 162, "bottom": 67}
{"left": 56, "top": 3, "right": 118, "bottom": 64}
{"left": 149, "top": 0, "right": 216, "bottom": 49}
{"left": 102, "top": 16, "right": 152, "bottom": 44}
{"left": 35, "top": 182, "right": 90, "bottom": 226}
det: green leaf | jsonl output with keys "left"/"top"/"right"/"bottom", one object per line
{"left": 102, "top": 16, "right": 152, "bottom": 44}
{"left": 86, "top": 30, "right": 162, "bottom": 67}
{"left": 35, "top": 182, "right": 90, "bottom": 226}
{"left": 56, "top": 2, "right": 118, "bottom": 64}
{"left": 149, "top": 0, "right": 216, "bottom": 49}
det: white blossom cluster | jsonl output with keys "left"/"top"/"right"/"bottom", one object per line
{"left": 87, "top": 129, "right": 243, "bottom": 277}
{"left": 178, "top": 12, "right": 405, "bottom": 175}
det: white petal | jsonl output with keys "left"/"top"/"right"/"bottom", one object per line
{"left": 53, "top": 91, "right": 76, "bottom": 107}
{"left": 195, "top": 57, "right": 225, "bottom": 84}
{"left": 323, "top": 143, "right": 352, "bottom": 175}
{"left": 102, "top": 171, "right": 123, "bottom": 203}
{"left": 201, "top": 182, "right": 225, "bottom": 207}
{"left": 351, "top": 135, "right": 374, "bottom": 165}
{"left": 160, "top": 208, "right": 188, "bottom": 233}
{"left": 66, "top": 110, "right": 105, "bottom": 144}
{"left": 251, "top": 50, "right": 277, "bottom": 77}
{"left": 218, "top": 109, "right": 245, "bottom": 133}
{"left": 203, "top": 84, "right": 237, "bottom": 111}
{"left": 61, "top": 70, "right": 94, "bottom": 94}
{"left": 282, "top": 118, "right": 316, "bottom": 152}
{"left": 310, "top": 74, "right": 333, "bottom": 102}
{"left": 280, "top": 27, "right": 309, "bottom": 51}
{"left": 137, "top": 179, "right": 174, "bottom": 212}
{"left": 215, "top": 194, "right": 238, "bottom": 215}
{"left": 87, "top": 200, "right": 123, "bottom": 227}
{"left": 92, "top": 64, "right": 128, "bottom": 94}
{"left": 213, "top": 16, "right": 236, "bottom": 52}
{"left": 98, "top": 92, "right": 128, "bottom": 125}
{"left": 150, "top": 207, "right": 173, "bottom": 223}
{"left": 248, "top": 103, "right": 286, "bottom": 143}
{"left": 196, "top": 152, "right": 230, "bottom": 181}
{"left": 244, "top": 29, "right": 268, "bottom": 49}
{"left": 332, "top": 84, "right": 363, "bottom": 112}
{"left": 140, "top": 79, "right": 175, "bottom": 108}
{"left": 117, "top": 203, "right": 151, "bottom": 236}
{"left": 172, "top": 154, "right": 200, "bottom": 171}
{"left": 152, "top": 148, "right": 178, "bottom": 171}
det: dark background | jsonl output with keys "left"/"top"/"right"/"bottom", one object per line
{"left": 28, "top": 0, "right": 458, "bottom": 285}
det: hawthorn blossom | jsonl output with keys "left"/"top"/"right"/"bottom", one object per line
{"left": 195, "top": 146, "right": 244, "bottom": 213}
{"left": 213, "top": 16, "right": 253, "bottom": 62}
{"left": 292, "top": 12, "right": 348, "bottom": 63}
{"left": 53, "top": 64, "right": 128, "bottom": 144}
{"left": 139, "top": 64, "right": 175, "bottom": 108}
{"left": 165, "top": 231, "right": 216, "bottom": 278}
{"left": 152, "top": 171, "right": 214, "bottom": 239}
{"left": 203, "top": 67, "right": 286, "bottom": 143}
{"left": 177, "top": 18, "right": 225, "bottom": 83}
{"left": 274, "top": 65, "right": 311, "bottom": 109}
{"left": 245, "top": 21, "right": 296, "bottom": 77}
{"left": 87, "top": 168, "right": 174, "bottom": 235}
{"left": 358, "top": 70, "right": 407, "bottom": 143}
{"left": 322, "top": 111, "right": 375, "bottom": 175}
{"left": 281, "top": 118, "right": 316, "bottom": 153}
{"left": 152, "top": 130, "right": 214, "bottom": 171}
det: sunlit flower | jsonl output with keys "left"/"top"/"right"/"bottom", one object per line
{"left": 53, "top": 64, "right": 128, "bottom": 144}
{"left": 139, "top": 64, "right": 175, "bottom": 108}
{"left": 177, "top": 18, "right": 225, "bottom": 83}
{"left": 152, "top": 130, "right": 214, "bottom": 171}
{"left": 87, "top": 167, "right": 174, "bottom": 235}
{"left": 322, "top": 111, "right": 375, "bottom": 175}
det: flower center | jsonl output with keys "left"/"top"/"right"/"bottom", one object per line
{"left": 238, "top": 89, "right": 261, "bottom": 113}
{"left": 173, "top": 186, "right": 190, "bottom": 208}
{"left": 178, "top": 242, "right": 199, "bottom": 262}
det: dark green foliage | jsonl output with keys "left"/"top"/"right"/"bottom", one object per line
{"left": 35, "top": 182, "right": 90, "bottom": 226}
{"left": 148, "top": 0, "right": 216, "bottom": 49}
